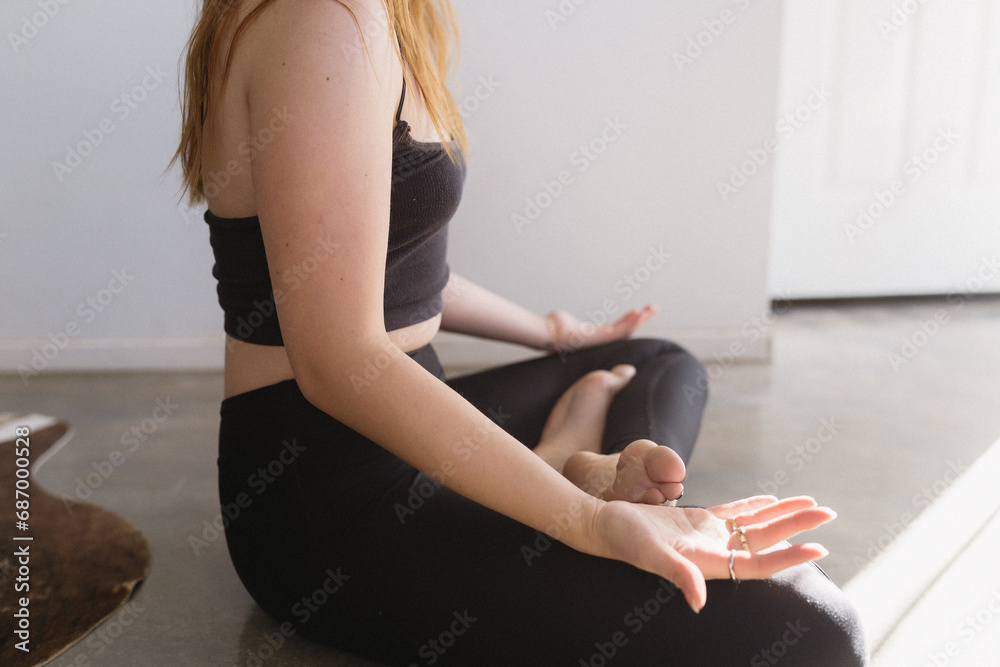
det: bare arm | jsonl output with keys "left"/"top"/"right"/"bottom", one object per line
{"left": 440, "top": 272, "right": 552, "bottom": 349}
{"left": 441, "top": 271, "right": 659, "bottom": 351}
{"left": 244, "top": 0, "right": 598, "bottom": 552}
{"left": 240, "top": 0, "right": 833, "bottom": 613}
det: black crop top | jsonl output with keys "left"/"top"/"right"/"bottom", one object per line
{"left": 205, "top": 77, "right": 465, "bottom": 345}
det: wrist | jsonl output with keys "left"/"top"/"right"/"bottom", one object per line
{"left": 540, "top": 491, "right": 605, "bottom": 555}
{"left": 540, "top": 311, "right": 567, "bottom": 351}
{"left": 534, "top": 311, "right": 558, "bottom": 351}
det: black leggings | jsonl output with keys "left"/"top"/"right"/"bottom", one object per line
{"left": 217, "top": 338, "right": 867, "bottom": 666}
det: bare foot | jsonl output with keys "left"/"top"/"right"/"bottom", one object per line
{"left": 533, "top": 364, "right": 637, "bottom": 473}
{"left": 564, "top": 440, "right": 686, "bottom": 504}
{"left": 533, "top": 365, "right": 686, "bottom": 503}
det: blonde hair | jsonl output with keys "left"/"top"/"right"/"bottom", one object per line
{"left": 171, "top": 0, "right": 467, "bottom": 204}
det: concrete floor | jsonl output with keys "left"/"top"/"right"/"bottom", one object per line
{"left": 2, "top": 297, "right": 999, "bottom": 666}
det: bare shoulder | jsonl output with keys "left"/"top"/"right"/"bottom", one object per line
{"left": 225, "top": 1, "right": 403, "bottom": 387}
{"left": 232, "top": 0, "right": 401, "bottom": 217}
{"left": 237, "top": 0, "right": 398, "bottom": 97}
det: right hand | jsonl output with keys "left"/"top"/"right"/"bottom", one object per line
{"left": 544, "top": 306, "right": 657, "bottom": 352}
{"left": 585, "top": 495, "right": 835, "bottom": 612}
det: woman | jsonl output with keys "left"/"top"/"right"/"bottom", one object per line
{"left": 173, "top": 0, "right": 867, "bottom": 664}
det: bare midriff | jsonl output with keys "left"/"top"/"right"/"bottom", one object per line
{"left": 223, "top": 313, "right": 442, "bottom": 398}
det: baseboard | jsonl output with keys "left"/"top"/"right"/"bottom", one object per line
{"left": 0, "top": 336, "right": 226, "bottom": 378}
{"left": 843, "top": 436, "right": 1000, "bottom": 655}
{"left": 0, "top": 328, "right": 769, "bottom": 377}
{"left": 434, "top": 327, "right": 771, "bottom": 374}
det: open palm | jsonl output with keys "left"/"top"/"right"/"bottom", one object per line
{"left": 588, "top": 495, "right": 835, "bottom": 612}
{"left": 546, "top": 306, "right": 657, "bottom": 352}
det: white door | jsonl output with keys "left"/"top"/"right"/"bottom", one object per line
{"left": 766, "top": 0, "right": 1000, "bottom": 298}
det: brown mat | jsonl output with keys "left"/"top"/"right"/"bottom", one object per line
{"left": 0, "top": 414, "right": 151, "bottom": 667}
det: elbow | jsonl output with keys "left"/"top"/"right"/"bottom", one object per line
{"left": 288, "top": 334, "right": 404, "bottom": 411}
{"left": 293, "top": 368, "right": 335, "bottom": 412}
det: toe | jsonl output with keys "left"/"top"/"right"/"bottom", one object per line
{"left": 638, "top": 487, "right": 667, "bottom": 505}
{"left": 588, "top": 365, "right": 636, "bottom": 393}
{"left": 610, "top": 364, "right": 637, "bottom": 381}
{"left": 574, "top": 365, "right": 636, "bottom": 398}
{"left": 644, "top": 443, "right": 686, "bottom": 484}
{"left": 658, "top": 481, "right": 684, "bottom": 502}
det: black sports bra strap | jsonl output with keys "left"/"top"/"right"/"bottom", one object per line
{"left": 395, "top": 75, "right": 406, "bottom": 123}
{"left": 394, "top": 32, "right": 407, "bottom": 123}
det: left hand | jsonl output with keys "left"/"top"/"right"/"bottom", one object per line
{"left": 586, "top": 495, "right": 835, "bottom": 612}
{"left": 544, "top": 305, "right": 657, "bottom": 352}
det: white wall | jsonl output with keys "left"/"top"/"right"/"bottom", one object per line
{"left": 0, "top": 0, "right": 782, "bottom": 378}
{"left": 0, "top": 1, "right": 220, "bottom": 377}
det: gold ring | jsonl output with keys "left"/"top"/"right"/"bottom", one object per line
{"left": 729, "top": 549, "right": 737, "bottom": 581}
{"left": 728, "top": 516, "right": 738, "bottom": 532}
{"left": 737, "top": 526, "right": 750, "bottom": 552}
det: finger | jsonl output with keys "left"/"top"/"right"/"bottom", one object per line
{"left": 631, "top": 304, "right": 657, "bottom": 317}
{"left": 708, "top": 495, "right": 779, "bottom": 519}
{"left": 637, "top": 305, "right": 656, "bottom": 319}
{"left": 733, "top": 496, "right": 822, "bottom": 526}
{"left": 627, "top": 306, "right": 654, "bottom": 325}
{"left": 702, "top": 543, "right": 828, "bottom": 583}
{"left": 733, "top": 543, "right": 829, "bottom": 580}
{"left": 614, "top": 307, "right": 649, "bottom": 324}
{"left": 602, "top": 322, "right": 638, "bottom": 342}
{"left": 731, "top": 508, "right": 836, "bottom": 553}
{"left": 594, "top": 323, "right": 631, "bottom": 344}
{"left": 710, "top": 495, "right": 819, "bottom": 525}
{"left": 610, "top": 308, "right": 653, "bottom": 333}
{"left": 680, "top": 567, "right": 708, "bottom": 614}
{"left": 646, "top": 544, "right": 708, "bottom": 613}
